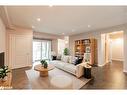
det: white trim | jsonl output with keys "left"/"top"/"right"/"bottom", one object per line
{"left": 9, "top": 34, "right": 32, "bottom": 69}
{"left": 111, "top": 59, "right": 124, "bottom": 62}
{"left": 123, "top": 70, "right": 127, "bottom": 73}
{"left": 98, "top": 63, "right": 106, "bottom": 67}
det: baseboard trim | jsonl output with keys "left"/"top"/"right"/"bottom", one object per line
{"left": 12, "top": 64, "right": 33, "bottom": 70}
{"left": 112, "top": 59, "right": 124, "bottom": 62}
{"left": 123, "top": 70, "right": 127, "bottom": 73}
{"left": 98, "top": 63, "right": 106, "bottom": 67}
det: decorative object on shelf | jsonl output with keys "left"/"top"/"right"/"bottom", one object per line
{"left": 0, "top": 66, "right": 10, "bottom": 82}
{"left": 84, "top": 53, "right": 90, "bottom": 62}
{"left": 51, "top": 51, "right": 56, "bottom": 56}
{"left": 63, "top": 48, "right": 69, "bottom": 55}
{"left": 75, "top": 38, "right": 97, "bottom": 65}
{"left": 40, "top": 60, "right": 48, "bottom": 68}
{"left": 86, "top": 46, "right": 90, "bottom": 53}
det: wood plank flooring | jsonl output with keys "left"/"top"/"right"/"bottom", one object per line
{"left": 82, "top": 61, "right": 127, "bottom": 89}
{"left": 12, "top": 61, "right": 127, "bottom": 89}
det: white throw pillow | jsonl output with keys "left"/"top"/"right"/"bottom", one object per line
{"left": 68, "top": 56, "right": 73, "bottom": 63}
{"left": 61, "top": 56, "right": 69, "bottom": 63}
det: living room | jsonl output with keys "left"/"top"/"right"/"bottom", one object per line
{"left": 0, "top": 6, "right": 127, "bottom": 89}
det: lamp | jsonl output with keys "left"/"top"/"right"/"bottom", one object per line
{"left": 51, "top": 51, "right": 57, "bottom": 60}
{"left": 51, "top": 51, "right": 56, "bottom": 56}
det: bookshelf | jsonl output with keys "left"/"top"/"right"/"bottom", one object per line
{"left": 75, "top": 38, "right": 97, "bottom": 65}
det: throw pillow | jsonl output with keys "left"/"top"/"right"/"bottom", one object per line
{"left": 57, "top": 55, "right": 61, "bottom": 60}
{"left": 61, "top": 56, "right": 69, "bottom": 63}
{"left": 68, "top": 56, "right": 73, "bottom": 63}
{"left": 72, "top": 57, "right": 83, "bottom": 65}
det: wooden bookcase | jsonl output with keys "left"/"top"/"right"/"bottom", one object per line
{"left": 75, "top": 38, "right": 97, "bottom": 65}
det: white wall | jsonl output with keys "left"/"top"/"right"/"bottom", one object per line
{"left": 0, "top": 17, "right": 6, "bottom": 53}
{"left": 6, "top": 26, "right": 33, "bottom": 68}
{"left": 69, "top": 24, "right": 126, "bottom": 67}
{"left": 57, "top": 36, "right": 70, "bottom": 55}
{"left": 111, "top": 38, "right": 123, "bottom": 61}
{"left": 124, "top": 29, "right": 127, "bottom": 72}
{"left": 58, "top": 39, "right": 65, "bottom": 55}
{"left": 100, "top": 34, "right": 106, "bottom": 66}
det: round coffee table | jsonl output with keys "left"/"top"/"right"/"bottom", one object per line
{"left": 34, "top": 64, "right": 55, "bottom": 77}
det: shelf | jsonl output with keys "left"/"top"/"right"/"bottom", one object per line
{"left": 75, "top": 38, "right": 97, "bottom": 65}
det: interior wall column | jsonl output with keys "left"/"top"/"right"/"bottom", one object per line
{"left": 123, "top": 27, "right": 127, "bottom": 72}
{"left": 97, "top": 34, "right": 106, "bottom": 66}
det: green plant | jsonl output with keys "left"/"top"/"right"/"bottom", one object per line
{"left": 40, "top": 60, "right": 48, "bottom": 68}
{"left": 63, "top": 48, "right": 69, "bottom": 55}
{"left": 0, "top": 66, "right": 10, "bottom": 79}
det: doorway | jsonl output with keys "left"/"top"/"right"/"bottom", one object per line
{"left": 102, "top": 31, "right": 124, "bottom": 65}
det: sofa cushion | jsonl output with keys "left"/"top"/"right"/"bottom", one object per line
{"left": 61, "top": 56, "right": 69, "bottom": 63}
{"left": 49, "top": 60, "right": 62, "bottom": 64}
{"left": 64, "top": 64, "right": 76, "bottom": 74}
{"left": 72, "top": 57, "right": 83, "bottom": 65}
{"left": 68, "top": 56, "right": 73, "bottom": 63}
{"left": 51, "top": 61, "right": 68, "bottom": 69}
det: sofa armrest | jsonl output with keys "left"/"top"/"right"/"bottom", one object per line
{"left": 75, "top": 64, "right": 84, "bottom": 78}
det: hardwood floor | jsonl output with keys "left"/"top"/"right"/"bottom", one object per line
{"left": 12, "top": 61, "right": 127, "bottom": 89}
{"left": 82, "top": 61, "right": 127, "bottom": 89}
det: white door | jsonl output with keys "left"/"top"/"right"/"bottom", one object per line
{"left": 9, "top": 34, "right": 32, "bottom": 69}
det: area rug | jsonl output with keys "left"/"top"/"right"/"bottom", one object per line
{"left": 26, "top": 68, "right": 91, "bottom": 89}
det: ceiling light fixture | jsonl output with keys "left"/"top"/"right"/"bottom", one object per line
{"left": 88, "top": 25, "right": 91, "bottom": 28}
{"left": 49, "top": 4, "right": 53, "bottom": 7}
{"left": 62, "top": 33, "right": 65, "bottom": 35}
{"left": 37, "top": 18, "right": 41, "bottom": 22}
{"left": 72, "top": 29, "right": 75, "bottom": 32}
{"left": 32, "top": 25, "right": 35, "bottom": 29}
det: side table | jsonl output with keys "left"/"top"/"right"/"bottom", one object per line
{"left": 79, "top": 63, "right": 92, "bottom": 79}
{"left": 84, "top": 65, "right": 92, "bottom": 79}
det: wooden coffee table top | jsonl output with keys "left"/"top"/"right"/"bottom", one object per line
{"left": 34, "top": 64, "right": 55, "bottom": 72}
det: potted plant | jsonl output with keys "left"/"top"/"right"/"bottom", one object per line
{"left": 40, "top": 60, "right": 48, "bottom": 68}
{"left": 0, "top": 66, "right": 10, "bottom": 82}
{"left": 63, "top": 48, "right": 69, "bottom": 55}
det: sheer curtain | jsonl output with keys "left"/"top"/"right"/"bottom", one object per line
{"left": 33, "top": 40, "right": 51, "bottom": 62}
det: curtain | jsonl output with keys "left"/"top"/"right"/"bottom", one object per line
{"left": 33, "top": 40, "right": 51, "bottom": 62}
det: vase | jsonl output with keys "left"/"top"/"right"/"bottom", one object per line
{"left": 44, "top": 64, "right": 48, "bottom": 68}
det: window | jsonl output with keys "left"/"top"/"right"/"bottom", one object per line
{"left": 33, "top": 40, "right": 51, "bottom": 62}
{"left": 58, "top": 39, "right": 65, "bottom": 55}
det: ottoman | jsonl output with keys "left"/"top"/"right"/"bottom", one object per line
{"left": 50, "top": 75, "right": 73, "bottom": 89}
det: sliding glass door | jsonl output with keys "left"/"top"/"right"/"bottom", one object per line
{"left": 33, "top": 40, "right": 51, "bottom": 62}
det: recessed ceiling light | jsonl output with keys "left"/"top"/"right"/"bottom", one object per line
{"left": 37, "top": 18, "right": 41, "bottom": 22}
{"left": 49, "top": 4, "right": 53, "bottom": 7}
{"left": 62, "top": 33, "right": 65, "bottom": 35}
{"left": 32, "top": 25, "right": 35, "bottom": 29}
{"left": 72, "top": 29, "right": 75, "bottom": 32}
{"left": 88, "top": 25, "right": 91, "bottom": 28}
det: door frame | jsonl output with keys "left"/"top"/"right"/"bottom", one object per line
{"left": 9, "top": 34, "right": 32, "bottom": 69}
{"left": 101, "top": 31, "right": 124, "bottom": 65}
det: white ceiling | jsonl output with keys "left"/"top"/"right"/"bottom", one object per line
{"left": 4, "top": 6, "right": 127, "bottom": 35}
